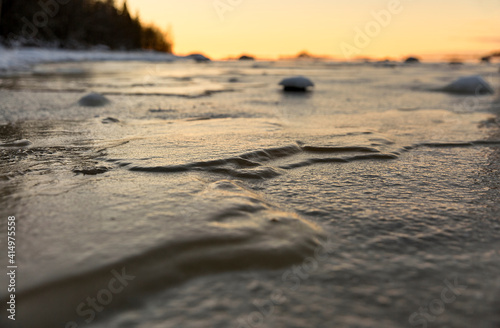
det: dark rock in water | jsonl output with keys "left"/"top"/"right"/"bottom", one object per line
{"left": 282, "top": 86, "right": 310, "bottom": 92}
{"left": 279, "top": 76, "right": 314, "bottom": 92}
{"left": 78, "top": 93, "right": 110, "bottom": 107}
{"left": 73, "top": 166, "right": 110, "bottom": 175}
{"left": 228, "top": 78, "right": 239, "bottom": 83}
{"left": 481, "top": 56, "right": 491, "bottom": 63}
{"left": 186, "top": 54, "right": 211, "bottom": 63}
{"left": 441, "top": 75, "right": 494, "bottom": 95}
{"left": 101, "top": 117, "right": 120, "bottom": 124}
{"left": 297, "top": 51, "right": 313, "bottom": 59}
{"left": 374, "top": 60, "right": 397, "bottom": 68}
{"left": 239, "top": 55, "right": 255, "bottom": 61}
{"left": 449, "top": 60, "right": 463, "bottom": 66}
{"left": 404, "top": 56, "right": 420, "bottom": 64}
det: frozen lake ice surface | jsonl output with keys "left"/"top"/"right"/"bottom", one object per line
{"left": 0, "top": 52, "right": 500, "bottom": 328}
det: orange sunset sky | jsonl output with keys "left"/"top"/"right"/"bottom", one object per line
{"left": 124, "top": 0, "right": 500, "bottom": 60}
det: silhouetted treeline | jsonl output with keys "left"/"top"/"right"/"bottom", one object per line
{"left": 0, "top": 0, "right": 172, "bottom": 52}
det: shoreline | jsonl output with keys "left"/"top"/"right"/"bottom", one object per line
{"left": 1, "top": 47, "right": 499, "bottom": 74}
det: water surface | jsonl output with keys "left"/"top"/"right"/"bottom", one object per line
{"left": 1, "top": 59, "right": 500, "bottom": 328}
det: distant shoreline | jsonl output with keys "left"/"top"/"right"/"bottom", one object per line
{"left": 0, "top": 47, "right": 499, "bottom": 73}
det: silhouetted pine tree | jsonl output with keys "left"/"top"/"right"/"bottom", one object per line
{"left": 0, "top": 0, "right": 172, "bottom": 52}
